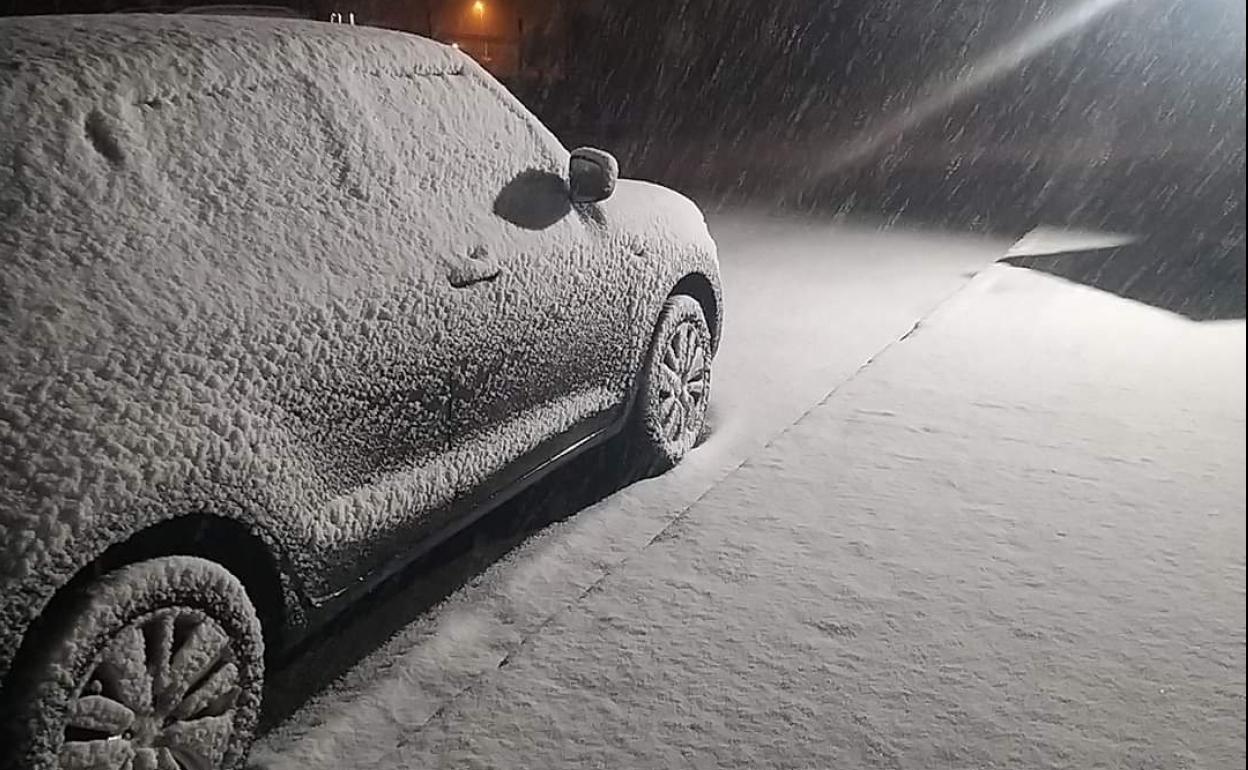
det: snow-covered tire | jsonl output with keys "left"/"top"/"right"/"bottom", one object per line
{"left": 3, "top": 556, "right": 264, "bottom": 770}
{"left": 631, "top": 294, "right": 713, "bottom": 473}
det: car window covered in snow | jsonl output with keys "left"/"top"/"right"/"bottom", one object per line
{"left": 360, "top": 71, "right": 565, "bottom": 195}
{"left": 137, "top": 72, "right": 359, "bottom": 249}
{"left": 350, "top": 68, "right": 570, "bottom": 244}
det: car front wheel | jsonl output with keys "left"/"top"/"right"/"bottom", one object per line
{"left": 4, "top": 556, "right": 264, "bottom": 770}
{"left": 632, "top": 293, "right": 713, "bottom": 473}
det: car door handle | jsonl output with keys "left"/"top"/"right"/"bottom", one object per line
{"left": 448, "top": 246, "right": 502, "bottom": 288}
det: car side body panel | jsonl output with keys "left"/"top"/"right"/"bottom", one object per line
{"left": 0, "top": 15, "right": 721, "bottom": 684}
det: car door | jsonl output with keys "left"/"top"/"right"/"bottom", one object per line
{"left": 427, "top": 77, "right": 641, "bottom": 496}
{"left": 343, "top": 63, "right": 637, "bottom": 553}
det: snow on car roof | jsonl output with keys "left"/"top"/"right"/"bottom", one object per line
{"left": 0, "top": 14, "right": 464, "bottom": 86}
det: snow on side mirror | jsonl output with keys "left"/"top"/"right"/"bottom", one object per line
{"left": 568, "top": 147, "right": 618, "bottom": 204}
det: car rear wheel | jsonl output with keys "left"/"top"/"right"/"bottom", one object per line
{"left": 4, "top": 556, "right": 264, "bottom": 770}
{"left": 632, "top": 294, "right": 713, "bottom": 473}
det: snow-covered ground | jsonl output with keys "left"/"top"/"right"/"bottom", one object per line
{"left": 251, "top": 214, "right": 1245, "bottom": 769}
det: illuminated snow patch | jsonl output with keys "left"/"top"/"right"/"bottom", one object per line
{"left": 1005, "top": 227, "right": 1138, "bottom": 258}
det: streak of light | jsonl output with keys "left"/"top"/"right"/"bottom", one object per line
{"left": 812, "top": 0, "right": 1135, "bottom": 176}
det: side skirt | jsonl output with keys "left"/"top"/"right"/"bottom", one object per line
{"left": 289, "top": 403, "right": 629, "bottom": 650}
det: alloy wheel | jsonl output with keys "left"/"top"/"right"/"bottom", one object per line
{"left": 656, "top": 318, "right": 710, "bottom": 444}
{"left": 60, "top": 608, "right": 240, "bottom": 770}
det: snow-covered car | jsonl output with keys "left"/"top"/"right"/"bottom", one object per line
{"left": 0, "top": 15, "right": 721, "bottom": 770}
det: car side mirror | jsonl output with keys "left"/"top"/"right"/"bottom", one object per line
{"left": 568, "top": 147, "right": 618, "bottom": 204}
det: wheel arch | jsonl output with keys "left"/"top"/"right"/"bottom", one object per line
{"left": 7, "top": 514, "right": 293, "bottom": 685}
{"left": 86, "top": 514, "right": 291, "bottom": 655}
{"left": 669, "top": 271, "right": 721, "bottom": 354}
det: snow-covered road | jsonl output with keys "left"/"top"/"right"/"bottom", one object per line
{"left": 251, "top": 215, "right": 1245, "bottom": 769}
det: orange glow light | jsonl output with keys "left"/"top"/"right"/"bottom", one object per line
{"left": 472, "top": 0, "right": 485, "bottom": 16}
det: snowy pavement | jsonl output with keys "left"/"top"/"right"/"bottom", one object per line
{"left": 251, "top": 216, "right": 1245, "bottom": 769}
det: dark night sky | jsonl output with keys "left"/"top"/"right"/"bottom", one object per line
{"left": 541, "top": 2, "right": 1242, "bottom": 229}
{"left": 553, "top": 0, "right": 1243, "bottom": 160}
